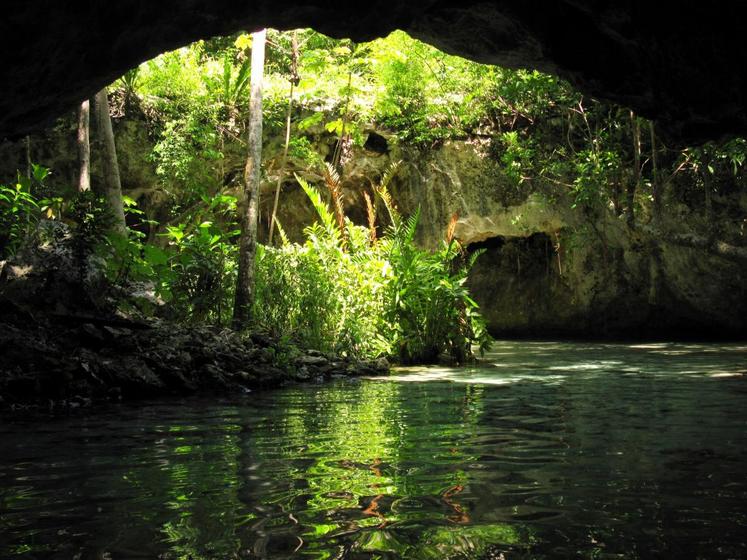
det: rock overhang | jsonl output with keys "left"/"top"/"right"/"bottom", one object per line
{"left": 1, "top": 1, "right": 746, "bottom": 143}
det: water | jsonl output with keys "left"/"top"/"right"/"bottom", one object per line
{"left": 1, "top": 341, "right": 746, "bottom": 559}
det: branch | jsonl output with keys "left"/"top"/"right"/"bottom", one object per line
{"left": 640, "top": 224, "right": 747, "bottom": 264}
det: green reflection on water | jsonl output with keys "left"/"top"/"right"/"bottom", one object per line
{"left": 1, "top": 340, "right": 746, "bottom": 558}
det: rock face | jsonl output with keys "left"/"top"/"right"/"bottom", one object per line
{"left": 2, "top": 2, "right": 747, "bottom": 142}
{"left": 269, "top": 135, "right": 747, "bottom": 339}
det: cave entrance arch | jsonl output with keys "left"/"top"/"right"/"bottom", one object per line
{"left": 2, "top": 2, "right": 747, "bottom": 142}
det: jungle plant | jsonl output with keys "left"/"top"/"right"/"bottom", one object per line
{"left": 253, "top": 166, "right": 490, "bottom": 363}
{"left": 376, "top": 186, "right": 491, "bottom": 363}
{"left": 0, "top": 173, "right": 41, "bottom": 258}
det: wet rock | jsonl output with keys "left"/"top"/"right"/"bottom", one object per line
{"left": 375, "top": 357, "right": 390, "bottom": 372}
{"left": 294, "top": 366, "right": 312, "bottom": 381}
{"left": 297, "top": 354, "right": 328, "bottom": 367}
{"left": 0, "top": 260, "right": 391, "bottom": 410}
{"left": 250, "top": 332, "right": 272, "bottom": 347}
{"left": 81, "top": 323, "right": 106, "bottom": 344}
{"left": 102, "top": 326, "right": 132, "bottom": 338}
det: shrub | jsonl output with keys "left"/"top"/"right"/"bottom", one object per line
{"left": 254, "top": 169, "right": 491, "bottom": 363}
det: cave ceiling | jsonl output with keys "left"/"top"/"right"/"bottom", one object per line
{"left": 2, "top": 1, "right": 746, "bottom": 143}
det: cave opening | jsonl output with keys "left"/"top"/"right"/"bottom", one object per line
{"left": 2, "top": 6, "right": 747, "bottom": 559}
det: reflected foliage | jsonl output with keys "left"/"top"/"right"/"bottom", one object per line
{"left": 2, "top": 342, "right": 746, "bottom": 559}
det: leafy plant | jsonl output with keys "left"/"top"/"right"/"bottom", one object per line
{"left": 0, "top": 174, "right": 40, "bottom": 258}
{"left": 254, "top": 167, "right": 490, "bottom": 363}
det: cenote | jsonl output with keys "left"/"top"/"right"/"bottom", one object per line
{"left": 3, "top": 5, "right": 747, "bottom": 560}
{"left": 2, "top": 341, "right": 746, "bottom": 559}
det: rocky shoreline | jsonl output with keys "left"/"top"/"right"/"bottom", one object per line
{"left": 0, "top": 312, "right": 389, "bottom": 413}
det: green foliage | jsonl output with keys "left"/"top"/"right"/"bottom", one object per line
{"left": 254, "top": 172, "right": 490, "bottom": 362}
{"left": 104, "top": 196, "right": 239, "bottom": 324}
{"left": 498, "top": 131, "right": 535, "bottom": 186}
{"left": 162, "top": 221, "right": 238, "bottom": 322}
{"left": 376, "top": 188, "right": 491, "bottom": 363}
{"left": 572, "top": 147, "right": 621, "bottom": 210}
{"left": 67, "top": 190, "right": 115, "bottom": 249}
{"left": 0, "top": 173, "right": 40, "bottom": 258}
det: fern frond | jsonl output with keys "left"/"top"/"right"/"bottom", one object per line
{"left": 468, "top": 247, "right": 486, "bottom": 269}
{"left": 404, "top": 207, "right": 421, "bottom": 245}
{"left": 380, "top": 160, "right": 402, "bottom": 191}
{"left": 374, "top": 160, "right": 402, "bottom": 228}
{"left": 296, "top": 173, "right": 339, "bottom": 244}
{"left": 376, "top": 183, "right": 400, "bottom": 228}
{"left": 274, "top": 217, "right": 291, "bottom": 247}
{"left": 323, "top": 162, "right": 347, "bottom": 249}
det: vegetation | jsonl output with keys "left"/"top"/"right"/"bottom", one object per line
{"left": 3, "top": 27, "right": 746, "bottom": 365}
{"left": 254, "top": 166, "right": 490, "bottom": 362}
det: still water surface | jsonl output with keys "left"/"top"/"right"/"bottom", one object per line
{"left": 1, "top": 341, "right": 747, "bottom": 559}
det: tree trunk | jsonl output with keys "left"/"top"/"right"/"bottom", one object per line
{"left": 640, "top": 224, "right": 747, "bottom": 264}
{"left": 25, "top": 136, "right": 32, "bottom": 179}
{"left": 626, "top": 110, "right": 641, "bottom": 227}
{"left": 268, "top": 30, "right": 299, "bottom": 245}
{"left": 649, "top": 121, "right": 661, "bottom": 224}
{"left": 233, "top": 29, "right": 266, "bottom": 329}
{"left": 332, "top": 68, "right": 353, "bottom": 172}
{"left": 704, "top": 164, "right": 713, "bottom": 225}
{"left": 77, "top": 99, "right": 91, "bottom": 192}
{"left": 94, "top": 88, "right": 126, "bottom": 233}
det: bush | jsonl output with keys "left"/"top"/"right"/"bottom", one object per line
{"left": 253, "top": 170, "right": 491, "bottom": 363}
{"left": 0, "top": 169, "right": 45, "bottom": 259}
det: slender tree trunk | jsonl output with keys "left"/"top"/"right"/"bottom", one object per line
{"left": 77, "top": 99, "right": 91, "bottom": 192}
{"left": 626, "top": 110, "right": 641, "bottom": 227}
{"left": 649, "top": 121, "right": 661, "bottom": 223}
{"left": 25, "top": 136, "right": 32, "bottom": 179}
{"left": 269, "top": 30, "right": 299, "bottom": 245}
{"left": 94, "top": 88, "right": 126, "bottom": 233}
{"left": 233, "top": 29, "right": 266, "bottom": 329}
{"left": 703, "top": 165, "right": 713, "bottom": 225}
{"left": 332, "top": 69, "right": 353, "bottom": 172}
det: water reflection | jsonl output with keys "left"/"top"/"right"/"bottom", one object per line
{"left": 1, "top": 341, "right": 746, "bottom": 559}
